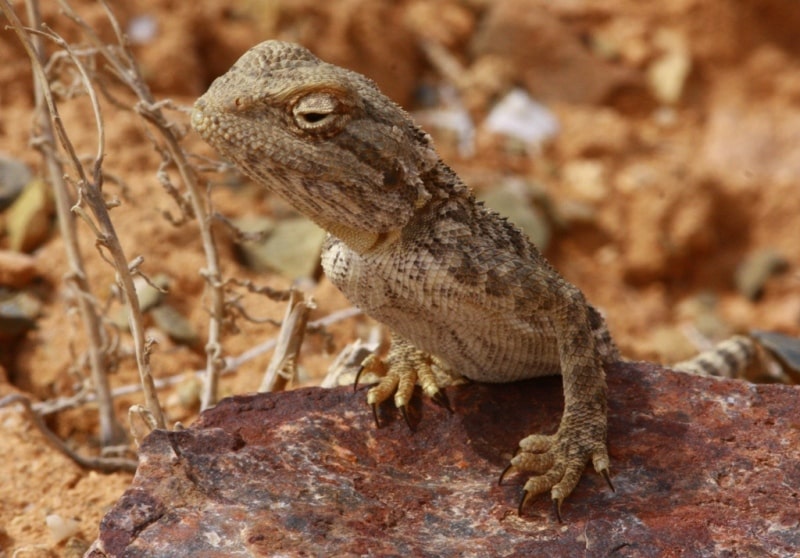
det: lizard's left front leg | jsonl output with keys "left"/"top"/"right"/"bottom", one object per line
{"left": 501, "top": 310, "right": 612, "bottom": 519}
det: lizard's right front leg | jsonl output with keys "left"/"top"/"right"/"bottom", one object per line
{"left": 356, "top": 334, "right": 451, "bottom": 427}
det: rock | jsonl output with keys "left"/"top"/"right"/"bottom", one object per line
{"left": 561, "top": 159, "right": 608, "bottom": 204}
{"left": 0, "top": 250, "right": 38, "bottom": 288}
{"left": 479, "top": 182, "right": 551, "bottom": 250}
{"left": 237, "top": 217, "right": 326, "bottom": 279}
{"left": 404, "top": 0, "right": 475, "bottom": 49}
{"left": 471, "top": 1, "right": 635, "bottom": 105}
{"left": 255, "top": 0, "right": 422, "bottom": 107}
{"left": 150, "top": 304, "right": 201, "bottom": 348}
{"left": 700, "top": 46, "right": 800, "bottom": 190}
{"left": 0, "top": 290, "right": 41, "bottom": 340}
{"left": 109, "top": 274, "right": 170, "bottom": 330}
{"left": 555, "top": 105, "right": 632, "bottom": 159}
{"left": 88, "top": 362, "right": 800, "bottom": 557}
{"left": 45, "top": 514, "right": 81, "bottom": 544}
{"left": 734, "top": 249, "right": 789, "bottom": 301}
{"left": 613, "top": 163, "right": 718, "bottom": 283}
{"left": 646, "top": 29, "right": 692, "bottom": 105}
{"left": 4, "top": 178, "right": 53, "bottom": 253}
{"left": 483, "top": 89, "right": 559, "bottom": 147}
{"left": 0, "top": 152, "right": 32, "bottom": 211}
{"left": 126, "top": 14, "right": 158, "bottom": 45}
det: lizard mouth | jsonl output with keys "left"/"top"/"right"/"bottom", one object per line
{"left": 191, "top": 99, "right": 214, "bottom": 142}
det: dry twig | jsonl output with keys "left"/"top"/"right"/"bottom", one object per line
{"left": 0, "top": 0, "right": 130, "bottom": 445}
{"left": 57, "top": 0, "right": 228, "bottom": 409}
{"left": 259, "top": 291, "right": 316, "bottom": 392}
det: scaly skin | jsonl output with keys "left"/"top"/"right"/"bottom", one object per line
{"left": 192, "top": 40, "right": 620, "bottom": 517}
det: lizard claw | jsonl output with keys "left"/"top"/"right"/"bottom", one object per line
{"left": 517, "top": 489, "right": 530, "bottom": 517}
{"left": 553, "top": 498, "right": 564, "bottom": 523}
{"left": 601, "top": 467, "right": 615, "bottom": 492}
{"left": 354, "top": 364, "right": 365, "bottom": 392}
{"left": 518, "top": 489, "right": 565, "bottom": 523}
{"left": 370, "top": 402, "right": 380, "bottom": 428}
{"left": 430, "top": 389, "right": 452, "bottom": 413}
{"left": 355, "top": 353, "right": 386, "bottom": 393}
{"left": 399, "top": 405, "right": 413, "bottom": 430}
{"left": 517, "top": 489, "right": 564, "bottom": 523}
{"left": 498, "top": 462, "right": 514, "bottom": 486}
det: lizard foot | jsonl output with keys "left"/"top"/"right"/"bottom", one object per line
{"left": 499, "top": 418, "right": 612, "bottom": 520}
{"left": 354, "top": 336, "right": 451, "bottom": 428}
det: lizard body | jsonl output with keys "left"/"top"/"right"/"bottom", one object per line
{"left": 190, "top": 40, "right": 731, "bottom": 517}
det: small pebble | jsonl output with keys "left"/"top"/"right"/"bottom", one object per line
{"left": 0, "top": 152, "right": 32, "bottom": 210}
{"left": 5, "top": 178, "right": 53, "bottom": 253}
{"left": 484, "top": 89, "right": 559, "bottom": 147}
{"left": 236, "top": 217, "right": 326, "bottom": 279}
{"left": 45, "top": 513, "right": 81, "bottom": 544}
{"left": 0, "top": 289, "right": 41, "bottom": 339}
{"left": 734, "top": 249, "right": 789, "bottom": 300}
{"left": 151, "top": 304, "right": 201, "bottom": 348}
{"left": 0, "top": 250, "right": 38, "bottom": 288}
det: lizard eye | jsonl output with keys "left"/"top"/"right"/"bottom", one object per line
{"left": 292, "top": 92, "right": 350, "bottom": 134}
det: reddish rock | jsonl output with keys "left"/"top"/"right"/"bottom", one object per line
{"left": 88, "top": 362, "right": 800, "bottom": 557}
{"left": 0, "top": 250, "right": 37, "bottom": 288}
{"left": 471, "top": 1, "right": 635, "bottom": 105}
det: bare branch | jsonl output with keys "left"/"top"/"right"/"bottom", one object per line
{"left": 0, "top": 0, "right": 129, "bottom": 445}
{"left": 57, "top": 0, "right": 230, "bottom": 409}
{"left": 259, "top": 292, "right": 316, "bottom": 392}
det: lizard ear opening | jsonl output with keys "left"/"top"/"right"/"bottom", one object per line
{"left": 292, "top": 92, "right": 351, "bottom": 134}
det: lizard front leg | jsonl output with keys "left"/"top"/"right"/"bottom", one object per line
{"left": 501, "top": 313, "right": 613, "bottom": 519}
{"left": 356, "top": 334, "right": 452, "bottom": 427}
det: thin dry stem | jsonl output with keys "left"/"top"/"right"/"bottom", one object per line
{"left": 0, "top": 394, "right": 137, "bottom": 473}
{"left": 58, "top": 0, "right": 229, "bottom": 409}
{"left": 41, "top": 11, "right": 166, "bottom": 429}
{"left": 0, "top": 0, "right": 128, "bottom": 446}
{"left": 259, "top": 291, "right": 316, "bottom": 392}
{"left": 321, "top": 325, "right": 382, "bottom": 388}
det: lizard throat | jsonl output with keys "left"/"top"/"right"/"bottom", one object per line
{"left": 326, "top": 222, "right": 401, "bottom": 254}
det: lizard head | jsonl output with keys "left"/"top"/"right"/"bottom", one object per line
{"left": 192, "top": 40, "right": 441, "bottom": 252}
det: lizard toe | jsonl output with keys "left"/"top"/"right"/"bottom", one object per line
{"left": 518, "top": 433, "right": 558, "bottom": 454}
{"left": 509, "top": 448, "right": 556, "bottom": 475}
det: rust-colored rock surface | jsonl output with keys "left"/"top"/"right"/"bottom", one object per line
{"left": 88, "top": 363, "right": 800, "bottom": 557}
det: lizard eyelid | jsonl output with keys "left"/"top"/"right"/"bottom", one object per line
{"left": 292, "top": 91, "right": 350, "bottom": 132}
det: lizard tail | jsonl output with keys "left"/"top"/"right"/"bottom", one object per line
{"left": 671, "top": 335, "right": 756, "bottom": 377}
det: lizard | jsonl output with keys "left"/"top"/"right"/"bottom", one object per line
{"left": 190, "top": 40, "right": 762, "bottom": 519}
